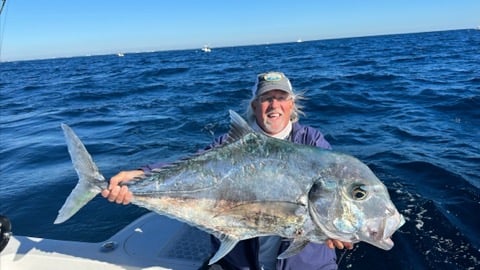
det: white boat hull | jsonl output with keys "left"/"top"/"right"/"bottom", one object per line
{"left": 1, "top": 213, "right": 212, "bottom": 270}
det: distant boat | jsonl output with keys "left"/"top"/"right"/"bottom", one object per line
{"left": 201, "top": 45, "right": 211, "bottom": 53}
{"left": 297, "top": 39, "right": 303, "bottom": 43}
{"left": 117, "top": 53, "right": 125, "bottom": 57}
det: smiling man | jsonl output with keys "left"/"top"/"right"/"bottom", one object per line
{"left": 219, "top": 71, "right": 351, "bottom": 270}
{"left": 102, "top": 71, "right": 352, "bottom": 270}
{"left": 250, "top": 72, "right": 295, "bottom": 136}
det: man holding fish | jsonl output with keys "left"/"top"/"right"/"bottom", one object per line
{"left": 102, "top": 71, "right": 353, "bottom": 270}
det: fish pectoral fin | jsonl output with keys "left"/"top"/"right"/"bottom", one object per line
{"left": 209, "top": 234, "right": 239, "bottom": 265}
{"left": 277, "top": 239, "right": 309, "bottom": 259}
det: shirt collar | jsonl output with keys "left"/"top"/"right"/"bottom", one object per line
{"left": 252, "top": 121, "right": 293, "bottom": 140}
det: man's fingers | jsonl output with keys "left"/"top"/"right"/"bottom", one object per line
{"left": 108, "top": 170, "right": 143, "bottom": 190}
{"left": 101, "top": 189, "right": 110, "bottom": 198}
{"left": 123, "top": 191, "right": 133, "bottom": 205}
{"left": 115, "top": 186, "right": 130, "bottom": 204}
{"left": 103, "top": 170, "right": 142, "bottom": 204}
{"left": 325, "top": 239, "right": 334, "bottom": 249}
{"left": 332, "top": 240, "right": 344, "bottom": 249}
{"left": 325, "top": 239, "right": 354, "bottom": 250}
{"left": 108, "top": 186, "right": 121, "bottom": 202}
{"left": 109, "top": 173, "right": 124, "bottom": 190}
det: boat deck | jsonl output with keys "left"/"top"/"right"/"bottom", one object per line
{"left": 1, "top": 213, "right": 212, "bottom": 270}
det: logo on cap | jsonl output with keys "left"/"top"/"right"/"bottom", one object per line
{"left": 262, "top": 72, "right": 283, "bottom": 82}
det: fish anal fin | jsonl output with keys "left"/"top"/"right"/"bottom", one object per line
{"left": 209, "top": 234, "right": 239, "bottom": 265}
{"left": 277, "top": 239, "right": 309, "bottom": 259}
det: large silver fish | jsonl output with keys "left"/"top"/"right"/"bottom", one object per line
{"left": 55, "top": 110, "right": 405, "bottom": 264}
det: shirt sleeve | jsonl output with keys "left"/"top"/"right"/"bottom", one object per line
{"left": 309, "top": 128, "right": 332, "bottom": 150}
{"left": 293, "top": 124, "right": 332, "bottom": 150}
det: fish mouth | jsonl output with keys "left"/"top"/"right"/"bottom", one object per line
{"left": 366, "top": 213, "right": 405, "bottom": 250}
{"left": 368, "top": 231, "right": 395, "bottom": 250}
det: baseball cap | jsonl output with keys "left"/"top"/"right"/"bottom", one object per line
{"left": 252, "top": 71, "right": 294, "bottom": 97}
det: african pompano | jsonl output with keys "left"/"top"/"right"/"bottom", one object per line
{"left": 55, "top": 110, "right": 405, "bottom": 264}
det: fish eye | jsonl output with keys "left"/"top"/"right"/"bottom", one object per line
{"left": 351, "top": 185, "right": 367, "bottom": 200}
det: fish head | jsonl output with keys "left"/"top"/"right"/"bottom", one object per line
{"left": 308, "top": 153, "right": 405, "bottom": 250}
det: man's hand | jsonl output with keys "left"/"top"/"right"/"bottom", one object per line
{"left": 101, "top": 170, "right": 144, "bottom": 205}
{"left": 325, "top": 239, "right": 354, "bottom": 250}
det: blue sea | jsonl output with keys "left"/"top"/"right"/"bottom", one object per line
{"left": 1, "top": 29, "right": 479, "bottom": 269}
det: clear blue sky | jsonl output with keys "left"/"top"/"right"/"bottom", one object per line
{"left": 1, "top": 0, "right": 478, "bottom": 61}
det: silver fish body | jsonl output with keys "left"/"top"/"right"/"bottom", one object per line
{"left": 55, "top": 110, "right": 405, "bottom": 264}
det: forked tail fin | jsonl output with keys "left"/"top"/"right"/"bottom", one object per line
{"left": 54, "top": 124, "right": 107, "bottom": 224}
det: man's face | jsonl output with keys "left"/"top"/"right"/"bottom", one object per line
{"left": 252, "top": 90, "right": 294, "bottom": 135}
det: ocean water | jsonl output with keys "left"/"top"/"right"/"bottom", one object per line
{"left": 1, "top": 29, "right": 479, "bottom": 269}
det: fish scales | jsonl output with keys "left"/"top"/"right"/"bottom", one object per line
{"left": 130, "top": 132, "right": 318, "bottom": 238}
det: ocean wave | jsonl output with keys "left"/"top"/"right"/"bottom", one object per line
{"left": 344, "top": 72, "right": 400, "bottom": 82}
{"left": 1, "top": 29, "right": 479, "bottom": 269}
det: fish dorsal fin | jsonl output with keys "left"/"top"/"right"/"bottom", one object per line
{"left": 277, "top": 239, "right": 309, "bottom": 259}
{"left": 225, "top": 110, "right": 255, "bottom": 144}
{"left": 209, "top": 234, "right": 240, "bottom": 265}
{"left": 149, "top": 111, "right": 252, "bottom": 177}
